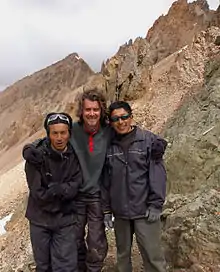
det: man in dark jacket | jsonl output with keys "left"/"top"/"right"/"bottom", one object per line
{"left": 102, "top": 101, "right": 167, "bottom": 272}
{"left": 23, "top": 89, "right": 109, "bottom": 272}
{"left": 25, "top": 112, "right": 82, "bottom": 272}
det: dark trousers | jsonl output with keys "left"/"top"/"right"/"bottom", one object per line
{"left": 30, "top": 223, "right": 78, "bottom": 272}
{"left": 75, "top": 200, "right": 108, "bottom": 272}
{"left": 114, "top": 218, "right": 166, "bottom": 272}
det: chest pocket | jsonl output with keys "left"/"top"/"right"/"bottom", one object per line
{"left": 128, "top": 138, "right": 150, "bottom": 164}
{"left": 107, "top": 146, "right": 126, "bottom": 166}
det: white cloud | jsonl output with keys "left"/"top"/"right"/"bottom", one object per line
{"left": 0, "top": 0, "right": 219, "bottom": 90}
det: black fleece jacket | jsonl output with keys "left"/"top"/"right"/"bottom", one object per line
{"left": 25, "top": 141, "right": 82, "bottom": 228}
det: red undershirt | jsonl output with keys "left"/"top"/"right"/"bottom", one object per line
{"left": 84, "top": 125, "right": 99, "bottom": 153}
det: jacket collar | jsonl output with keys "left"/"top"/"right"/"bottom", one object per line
{"left": 134, "top": 126, "right": 146, "bottom": 141}
{"left": 112, "top": 126, "right": 145, "bottom": 144}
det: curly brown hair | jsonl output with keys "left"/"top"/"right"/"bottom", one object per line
{"left": 74, "top": 88, "right": 107, "bottom": 126}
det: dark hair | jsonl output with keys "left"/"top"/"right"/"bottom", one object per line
{"left": 108, "top": 101, "right": 132, "bottom": 117}
{"left": 44, "top": 112, "right": 73, "bottom": 135}
{"left": 74, "top": 88, "right": 107, "bottom": 126}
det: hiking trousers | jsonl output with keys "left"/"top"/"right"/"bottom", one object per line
{"left": 29, "top": 223, "right": 78, "bottom": 272}
{"left": 114, "top": 218, "right": 166, "bottom": 272}
{"left": 75, "top": 200, "right": 108, "bottom": 272}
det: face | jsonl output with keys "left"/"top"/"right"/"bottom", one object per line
{"left": 82, "top": 99, "right": 101, "bottom": 129}
{"left": 49, "top": 123, "right": 70, "bottom": 151}
{"left": 110, "top": 108, "right": 132, "bottom": 134}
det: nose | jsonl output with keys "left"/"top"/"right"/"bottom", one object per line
{"left": 89, "top": 109, "right": 95, "bottom": 116}
{"left": 118, "top": 118, "right": 123, "bottom": 124}
{"left": 57, "top": 134, "right": 62, "bottom": 141}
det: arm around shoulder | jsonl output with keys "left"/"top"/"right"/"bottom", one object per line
{"left": 151, "top": 134, "right": 167, "bottom": 162}
{"left": 148, "top": 133, "right": 167, "bottom": 211}
{"left": 22, "top": 138, "right": 47, "bottom": 166}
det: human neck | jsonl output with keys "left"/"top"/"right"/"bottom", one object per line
{"left": 51, "top": 145, "right": 68, "bottom": 153}
{"left": 83, "top": 123, "right": 100, "bottom": 134}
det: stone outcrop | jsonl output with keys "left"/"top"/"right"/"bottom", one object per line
{"left": 163, "top": 51, "right": 220, "bottom": 195}
{"left": 146, "top": 0, "right": 215, "bottom": 62}
{"left": 101, "top": 0, "right": 220, "bottom": 103}
{"left": 102, "top": 38, "right": 152, "bottom": 101}
{"left": 159, "top": 44, "right": 220, "bottom": 272}
{"left": 129, "top": 26, "right": 220, "bottom": 133}
{"left": 162, "top": 189, "right": 220, "bottom": 271}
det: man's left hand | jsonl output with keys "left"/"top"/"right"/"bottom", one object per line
{"left": 104, "top": 213, "right": 114, "bottom": 230}
{"left": 145, "top": 207, "right": 161, "bottom": 223}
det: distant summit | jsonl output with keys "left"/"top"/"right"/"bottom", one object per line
{"left": 0, "top": 53, "right": 94, "bottom": 151}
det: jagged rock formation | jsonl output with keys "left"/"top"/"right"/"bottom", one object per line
{"left": 158, "top": 41, "right": 220, "bottom": 272}
{"left": 134, "top": 26, "right": 220, "bottom": 132}
{"left": 146, "top": 0, "right": 214, "bottom": 62}
{"left": 101, "top": 0, "right": 219, "bottom": 104}
{"left": 163, "top": 51, "right": 220, "bottom": 195}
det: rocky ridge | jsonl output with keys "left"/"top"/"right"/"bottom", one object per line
{"left": 100, "top": 0, "right": 219, "bottom": 103}
{"left": 0, "top": 53, "right": 94, "bottom": 152}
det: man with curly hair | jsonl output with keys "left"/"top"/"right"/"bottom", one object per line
{"left": 70, "top": 89, "right": 109, "bottom": 272}
{"left": 23, "top": 89, "right": 109, "bottom": 272}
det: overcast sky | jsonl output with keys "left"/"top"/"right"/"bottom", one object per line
{"left": 0, "top": 0, "right": 219, "bottom": 91}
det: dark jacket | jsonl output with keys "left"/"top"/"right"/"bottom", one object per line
{"left": 101, "top": 127, "right": 167, "bottom": 219}
{"left": 25, "top": 141, "right": 82, "bottom": 228}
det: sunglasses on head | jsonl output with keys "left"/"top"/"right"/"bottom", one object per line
{"left": 47, "top": 114, "right": 70, "bottom": 125}
{"left": 110, "top": 114, "right": 131, "bottom": 123}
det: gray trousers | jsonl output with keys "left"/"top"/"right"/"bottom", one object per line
{"left": 114, "top": 218, "right": 166, "bottom": 272}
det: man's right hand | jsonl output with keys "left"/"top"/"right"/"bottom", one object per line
{"left": 22, "top": 144, "right": 43, "bottom": 166}
{"left": 104, "top": 213, "right": 114, "bottom": 230}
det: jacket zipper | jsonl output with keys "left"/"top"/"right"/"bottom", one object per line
{"left": 124, "top": 148, "right": 130, "bottom": 218}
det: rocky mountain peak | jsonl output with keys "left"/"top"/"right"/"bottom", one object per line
{"left": 0, "top": 53, "right": 94, "bottom": 153}
{"left": 63, "top": 52, "right": 83, "bottom": 63}
{"left": 146, "top": 0, "right": 215, "bottom": 62}
{"left": 100, "top": 0, "right": 220, "bottom": 105}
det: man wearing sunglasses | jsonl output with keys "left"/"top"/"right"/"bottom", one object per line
{"left": 102, "top": 101, "right": 167, "bottom": 272}
{"left": 23, "top": 89, "right": 109, "bottom": 272}
{"left": 24, "top": 112, "right": 82, "bottom": 272}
